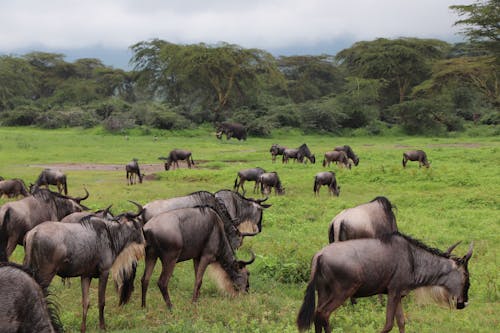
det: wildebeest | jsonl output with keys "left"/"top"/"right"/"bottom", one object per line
{"left": 283, "top": 144, "right": 316, "bottom": 164}
{"left": 297, "top": 232, "right": 473, "bottom": 333}
{"left": 234, "top": 167, "right": 266, "bottom": 195}
{"left": 60, "top": 205, "right": 114, "bottom": 223}
{"left": 0, "top": 186, "right": 89, "bottom": 261}
{"left": 158, "top": 149, "right": 195, "bottom": 170}
{"left": 259, "top": 172, "right": 285, "bottom": 195}
{"left": 125, "top": 158, "right": 143, "bottom": 185}
{"left": 0, "top": 262, "right": 63, "bottom": 333}
{"left": 403, "top": 150, "right": 430, "bottom": 168}
{"left": 35, "top": 169, "right": 68, "bottom": 195}
{"left": 328, "top": 196, "right": 397, "bottom": 243}
{"left": 334, "top": 145, "right": 359, "bottom": 166}
{"left": 216, "top": 122, "right": 247, "bottom": 141}
{"left": 24, "top": 204, "right": 145, "bottom": 332}
{"left": 0, "top": 178, "right": 30, "bottom": 198}
{"left": 269, "top": 144, "right": 286, "bottom": 163}
{"left": 140, "top": 206, "right": 255, "bottom": 309}
{"left": 313, "top": 171, "right": 340, "bottom": 197}
{"left": 322, "top": 151, "right": 351, "bottom": 169}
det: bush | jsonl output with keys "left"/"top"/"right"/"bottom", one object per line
{"left": 1, "top": 106, "right": 40, "bottom": 126}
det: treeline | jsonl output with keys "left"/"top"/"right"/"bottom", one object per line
{"left": 0, "top": 37, "right": 498, "bottom": 135}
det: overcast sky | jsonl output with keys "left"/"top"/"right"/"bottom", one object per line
{"left": 0, "top": 0, "right": 474, "bottom": 68}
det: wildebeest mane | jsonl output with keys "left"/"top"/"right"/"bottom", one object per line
{"left": 370, "top": 196, "right": 397, "bottom": 230}
{"left": 0, "top": 262, "right": 64, "bottom": 333}
{"left": 216, "top": 189, "right": 259, "bottom": 225}
{"left": 298, "top": 143, "right": 312, "bottom": 157}
{"left": 381, "top": 231, "right": 451, "bottom": 259}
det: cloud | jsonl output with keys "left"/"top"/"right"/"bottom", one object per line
{"left": 0, "top": 0, "right": 471, "bottom": 53}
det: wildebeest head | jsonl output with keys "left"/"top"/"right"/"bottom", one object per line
{"left": 448, "top": 242, "right": 473, "bottom": 309}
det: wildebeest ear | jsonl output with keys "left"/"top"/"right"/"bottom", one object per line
{"left": 464, "top": 242, "right": 473, "bottom": 262}
{"left": 445, "top": 241, "right": 462, "bottom": 256}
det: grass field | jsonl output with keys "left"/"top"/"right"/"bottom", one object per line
{"left": 0, "top": 126, "right": 499, "bottom": 332}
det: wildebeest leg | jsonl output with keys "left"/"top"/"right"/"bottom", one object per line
{"left": 5, "top": 236, "right": 18, "bottom": 260}
{"left": 157, "top": 252, "right": 179, "bottom": 309}
{"left": 315, "top": 284, "right": 357, "bottom": 333}
{"left": 98, "top": 271, "right": 109, "bottom": 330}
{"left": 395, "top": 298, "right": 405, "bottom": 333}
{"left": 141, "top": 249, "right": 158, "bottom": 307}
{"left": 380, "top": 292, "right": 401, "bottom": 333}
{"left": 81, "top": 277, "right": 91, "bottom": 333}
{"left": 240, "top": 179, "right": 246, "bottom": 195}
{"left": 192, "top": 255, "right": 214, "bottom": 302}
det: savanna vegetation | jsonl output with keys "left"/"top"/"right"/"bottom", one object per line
{"left": 0, "top": 1, "right": 498, "bottom": 136}
{"left": 0, "top": 126, "right": 498, "bottom": 332}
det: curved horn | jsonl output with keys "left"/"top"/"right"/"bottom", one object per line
{"left": 464, "top": 242, "right": 473, "bottom": 262}
{"left": 255, "top": 196, "right": 269, "bottom": 204}
{"left": 238, "top": 250, "right": 256, "bottom": 266}
{"left": 445, "top": 241, "right": 462, "bottom": 256}
{"left": 73, "top": 188, "right": 90, "bottom": 203}
{"left": 127, "top": 200, "right": 144, "bottom": 218}
{"left": 103, "top": 204, "right": 113, "bottom": 217}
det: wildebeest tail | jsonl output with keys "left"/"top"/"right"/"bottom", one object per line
{"left": 0, "top": 208, "right": 9, "bottom": 261}
{"left": 63, "top": 177, "right": 68, "bottom": 195}
{"left": 234, "top": 174, "right": 239, "bottom": 190}
{"left": 328, "top": 222, "right": 335, "bottom": 243}
{"left": 297, "top": 254, "right": 319, "bottom": 332}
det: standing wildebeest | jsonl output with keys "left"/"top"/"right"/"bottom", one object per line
{"left": 334, "top": 145, "right": 359, "bottom": 166}
{"left": 322, "top": 151, "right": 351, "bottom": 169}
{"left": 0, "top": 186, "right": 89, "bottom": 261}
{"left": 259, "top": 172, "right": 285, "bottom": 195}
{"left": 283, "top": 144, "right": 316, "bottom": 164}
{"left": 140, "top": 206, "right": 255, "bottom": 308}
{"left": 403, "top": 150, "right": 430, "bottom": 168}
{"left": 234, "top": 167, "right": 266, "bottom": 195}
{"left": 35, "top": 169, "right": 68, "bottom": 195}
{"left": 216, "top": 122, "right": 247, "bottom": 141}
{"left": 0, "top": 178, "right": 30, "bottom": 198}
{"left": 158, "top": 149, "right": 195, "bottom": 170}
{"left": 270, "top": 144, "right": 286, "bottom": 163}
{"left": 313, "top": 171, "right": 340, "bottom": 197}
{"left": 0, "top": 262, "right": 63, "bottom": 333}
{"left": 125, "top": 158, "right": 143, "bottom": 185}
{"left": 24, "top": 204, "right": 145, "bottom": 333}
{"left": 297, "top": 232, "right": 473, "bottom": 333}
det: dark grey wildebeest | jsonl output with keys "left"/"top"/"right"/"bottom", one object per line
{"left": 403, "top": 150, "right": 430, "bottom": 168}
{"left": 283, "top": 144, "right": 316, "bottom": 164}
{"left": 125, "top": 158, "right": 143, "bottom": 185}
{"left": 0, "top": 262, "right": 63, "bottom": 333}
{"left": 313, "top": 171, "right": 340, "bottom": 197}
{"left": 140, "top": 206, "right": 255, "bottom": 309}
{"left": 24, "top": 204, "right": 145, "bottom": 333}
{"left": 259, "top": 172, "right": 285, "bottom": 195}
{"left": 270, "top": 144, "right": 286, "bottom": 163}
{"left": 322, "top": 151, "right": 351, "bottom": 169}
{"left": 158, "top": 149, "right": 195, "bottom": 170}
{"left": 234, "top": 167, "right": 266, "bottom": 195}
{"left": 334, "top": 145, "right": 359, "bottom": 166}
{"left": 0, "top": 186, "right": 89, "bottom": 261}
{"left": 35, "top": 169, "right": 68, "bottom": 195}
{"left": 216, "top": 122, "right": 247, "bottom": 141}
{"left": 0, "top": 178, "right": 29, "bottom": 198}
{"left": 297, "top": 232, "right": 473, "bottom": 333}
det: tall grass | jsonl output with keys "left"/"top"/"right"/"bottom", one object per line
{"left": 0, "top": 126, "right": 498, "bottom": 332}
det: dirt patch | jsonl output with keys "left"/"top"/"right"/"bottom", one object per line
{"left": 29, "top": 163, "right": 166, "bottom": 172}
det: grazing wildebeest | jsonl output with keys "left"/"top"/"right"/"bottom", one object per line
{"left": 259, "top": 172, "right": 285, "bottom": 195}
{"left": 24, "top": 204, "right": 145, "bottom": 333}
{"left": 313, "top": 171, "right": 340, "bottom": 197}
{"left": 216, "top": 122, "right": 247, "bottom": 141}
{"left": 322, "top": 151, "right": 351, "bottom": 169}
{"left": 158, "top": 149, "right": 195, "bottom": 170}
{"left": 35, "top": 169, "right": 68, "bottom": 195}
{"left": 234, "top": 167, "right": 266, "bottom": 195}
{"left": 334, "top": 145, "right": 359, "bottom": 166}
{"left": 270, "top": 144, "right": 286, "bottom": 163}
{"left": 0, "top": 178, "right": 30, "bottom": 198}
{"left": 140, "top": 206, "right": 256, "bottom": 308}
{"left": 0, "top": 186, "right": 89, "bottom": 261}
{"left": 402, "top": 150, "right": 430, "bottom": 168}
{"left": 283, "top": 144, "right": 316, "bottom": 164}
{"left": 0, "top": 262, "right": 63, "bottom": 333}
{"left": 297, "top": 232, "right": 473, "bottom": 333}
{"left": 125, "top": 158, "right": 143, "bottom": 185}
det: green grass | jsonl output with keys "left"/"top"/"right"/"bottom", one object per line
{"left": 1, "top": 126, "right": 499, "bottom": 332}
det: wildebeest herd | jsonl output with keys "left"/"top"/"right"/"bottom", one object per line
{"left": 0, "top": 133, "right": 473, "bottom": 333}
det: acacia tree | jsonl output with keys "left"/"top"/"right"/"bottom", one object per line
{"left": 0, "top": 56, "right": 37, "bottom": 110}
{"left": 336, "top": 38, "right": 450, "bottom": 105}
{"left": 130, "top": 40, "right": 281, "bottom": 121}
